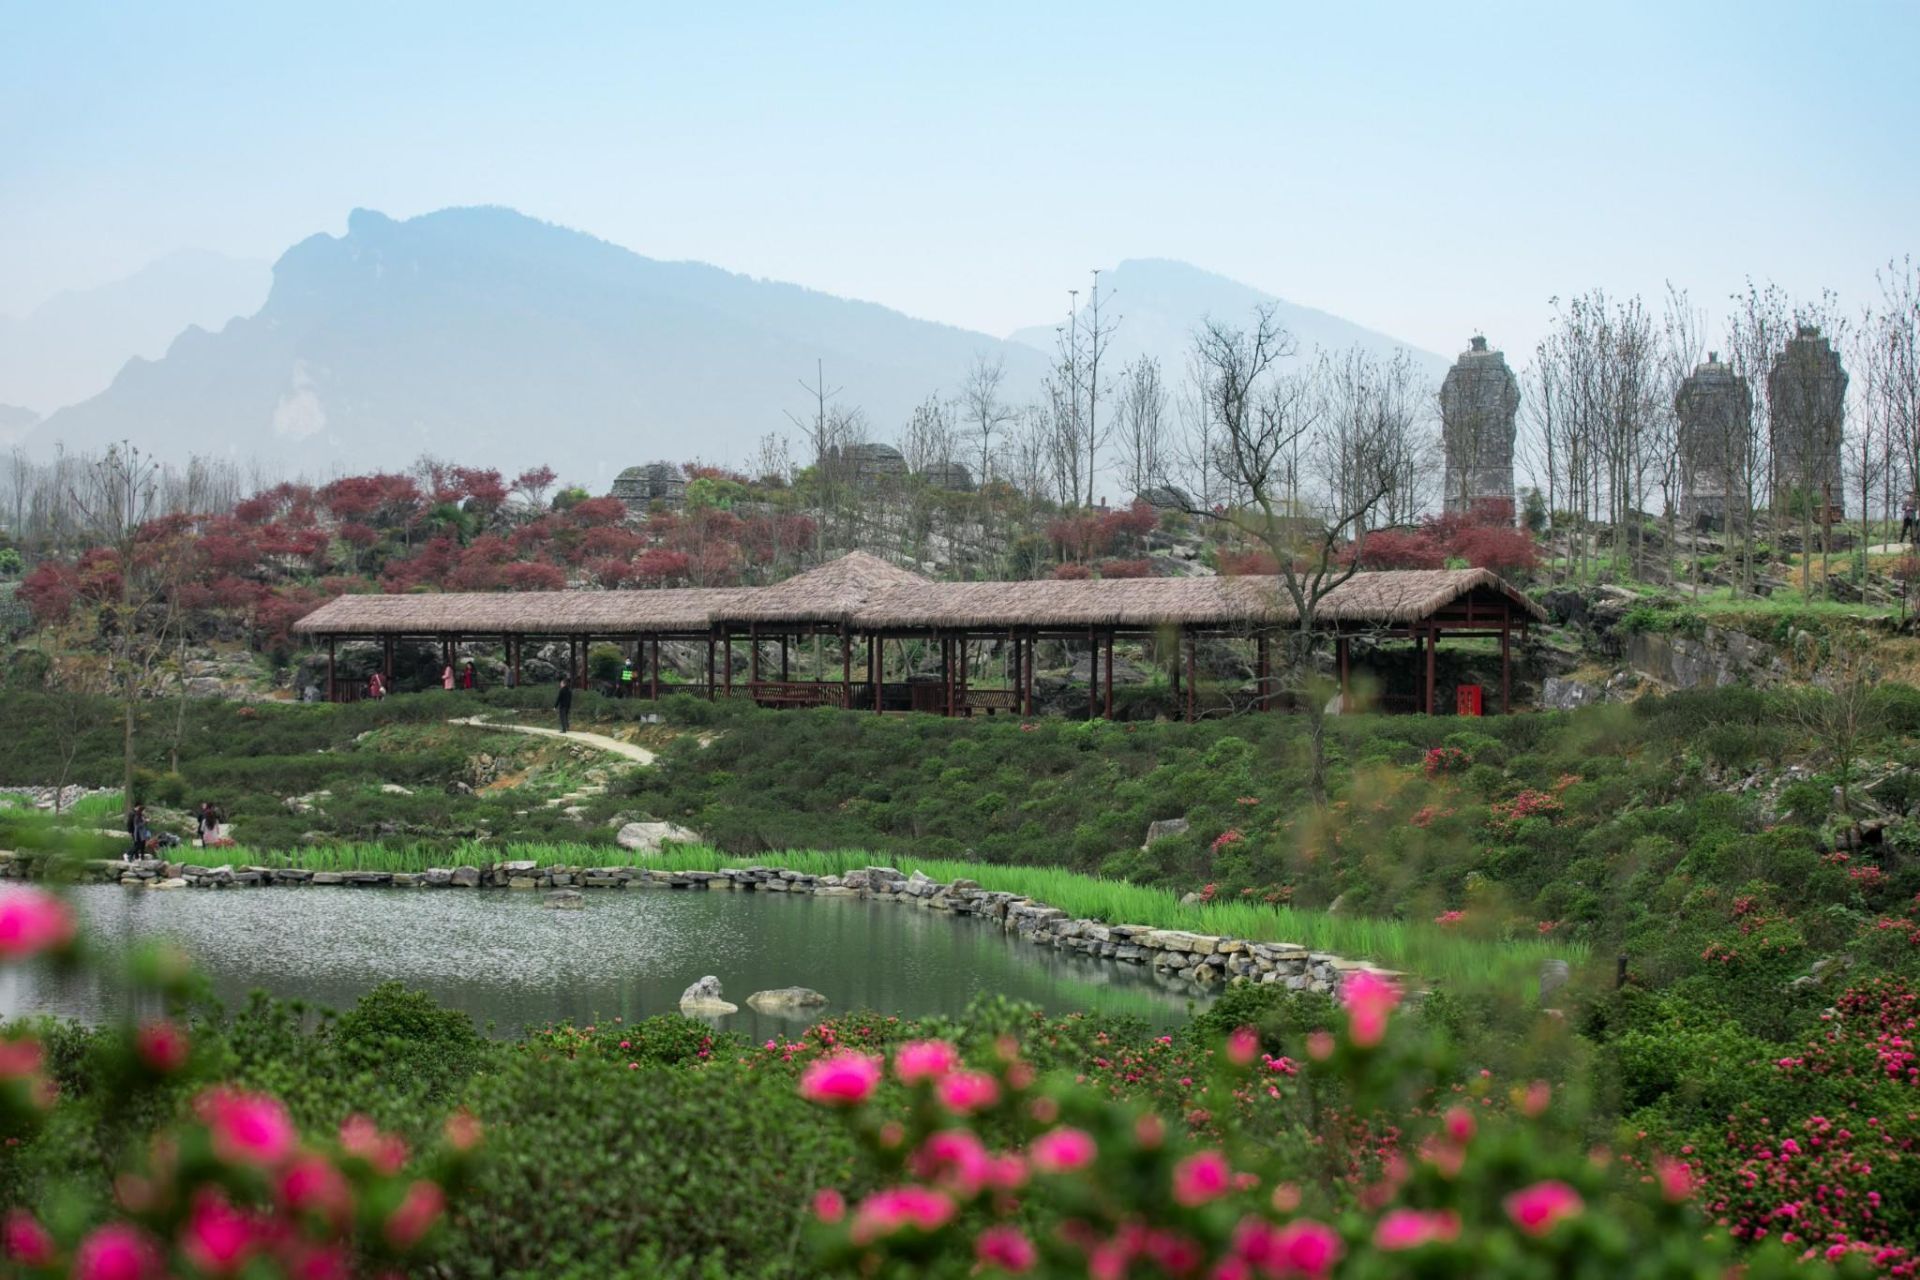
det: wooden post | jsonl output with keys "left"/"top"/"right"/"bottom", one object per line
{"left": 705, "top": 635, "right": 715, "bottom": 700}
{"left": 944, "top": 634, "right": 955, "bottom": 717}
{"left": 749, "top": 623, "right": 760, "bottom": 688}
{"left": 1185, "top": 629, "right": 1197, "bottom": 723}
{"left": 841, "top": 625, "right": 852, "bottom": 709}
{"left": 1087, "top": 628, "right": 1097, "bottom": 720}
{"left": 1024, "top": 632, "right": 1035, "bottom": 715}
{"left": 1103, "top": 630, "right": 1114, "bottom": 719}
{"left": 384, "top": 635, "right": 395, "bottom": 684}
{"left": 326, "top": 637, "right": 336, "bottom": 703}
{"left": 650, "top": 638, "right": 660, "bottom": 700}
{"left": 1337, "top": 636, "right": 1350, "bottom": 712}
{"left": 511, "top": 635, "right": 521, "bottom": 689}
{"left": 1424, "top": 623, "right": 1437, "bottom": 715}
{"left": 871, "top": 635, "right": 882, "bottom": 714}
{"left": 1499, "top": 613, "right": 1511, "bottom": 715}
{"left": 780, "top": 636, "right": 789, "bottom": 683}
{"left": 1256, "top": 634, "right": 1269, "bottom": 711}
{"left": 723, "top": 626, "right": 733, "bottom": 697}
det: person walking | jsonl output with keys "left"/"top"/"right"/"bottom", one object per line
{"left": 619, "top": 659, "right": 636, "bottom": 699}
{"left": 441, "top": 663, "right": 455, "bottom": 692}
{"left": 462, "top": 662, "right": 477, "bottom": 691}
{"left": 196, "top": 801, "right": 225, "bottom": 847}
{"left": 555, "top": 679, "right": 574, "bottom": 734}
{"left": 124, "top": 803, "right": 148, "bottom": 862}
{"left": 1902, "top": 499, "right": 1916, "bottom": 544}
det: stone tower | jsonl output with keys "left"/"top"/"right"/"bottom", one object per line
{"left": 1767, "top": 325, "right": 1847, "bottom": 509}
{"left": 1439, "top": 336, "right": 1520, "bottom": 515}
{"left": 1674, "top": 352, "right": 1753, "bottom": 526}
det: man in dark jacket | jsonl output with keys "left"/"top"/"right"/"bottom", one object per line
{"left": 555, "top": 680, "right": 574, "bottom": 734}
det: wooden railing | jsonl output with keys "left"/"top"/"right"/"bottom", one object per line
{"left": 746, "top": 680, "right": 846, "bottom": 708}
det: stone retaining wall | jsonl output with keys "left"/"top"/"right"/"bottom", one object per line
{"left": 0, "top": 853, "right": 1400, "bottom": 998}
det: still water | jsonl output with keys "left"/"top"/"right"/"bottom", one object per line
{"left": 1, "top": 885, "right": 1209, "bottom": 1037}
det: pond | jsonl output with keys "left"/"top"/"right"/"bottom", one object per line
{"left": 0, "top": 885, "right": 1211, "bottom": 1037}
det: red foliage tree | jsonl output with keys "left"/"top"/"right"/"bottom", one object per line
{"left": 1098, "top": 558, "right": 1153, "bottom": 579}
{"left": 1052, "top": 561, "right": 1094, "bottom": 580}
{"left": 499, "top": 562, "right": 565, "bottom": 591}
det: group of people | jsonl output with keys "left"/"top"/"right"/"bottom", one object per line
{"left": 365, "top": 661, "right": 524, "bottom": 699}
{"left": 122, "top": 801, "right": 227, "bottom": 861}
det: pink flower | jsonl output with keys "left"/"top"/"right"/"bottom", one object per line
{"left": 198, "top": 1088, "right": 295, "bottom": 1167}
{"left": 935, "top": 1070, "right": 1001, "bottom": 1115}
{"left": 444, "top": 1109, "right": 484, "bottom": 1153}
{"left": 1226, "top": 1025, "right": 1260, "bottom": 1066}
{"left": 895, "top": 1039, "right": 961, "bottom": 1083}
{"left": 340, "top": 1114, "right": 409, "bottom": 1174}
{"left": 1520, "top": 1079, "right": 1552, "bottom": 1117}
{"left": 2, "top": 1209, "right": 55, "bottom": 1266}
{"left": 911, "top": 1129, "right": 994, "bottom": 1196}
{"left": 1171, "top": 1148, "right": 1232, "bottom": 1207}
{"left": 813, "top": 1188, "right": 845, "bottom": 1223}
{"left": 1435, "top": 910, "right": 1466, "bottom": 927}
{"left": 1340, "top": 971, "right": 1401, "bottom": 1048}
{"left": 1373, "top": 1208, "right": 1460, "bottom": 1250}
{"left": 1443, "top": 1105, "right": 1475, "bottom": 1145}
{"left": 181, "top": 1190, "right": 257, "bottom": 1276}
{"left": 0, "top": 888, "right": 76, "bottom": 959}
{"left": 1272, "top": 1219, "right": 1344, "bottom": 1276}
{"left": 975, "top": 1224, "right": 1038, "bottom": 1273}
{"left": 848, "top": 1186, "right": 956, "bottom": 1245}
{"left": 1655, "top": 1157, "right": 1693, "bottom": 1203}
{"left": 1029, "top": 1126, "right": 1098, "bottom": 1174}
{"left": 798, "top": 1052, "right": 883, "bottom": 1106}
{"left": 277, "top": 1155, "right": 352, "bottom": 1226}
{"left": 384, "top": 1179, "right": 445, "bottom": 1250}
{"left": 1504, "top": 1180, "right": 1584, "bottom": 1236}
{"left": 0, "top": 1036, "right": 45, "bottom": 1080}
{"left": 133, "top": 1020, "right": 189, "bottom": 1074}
{"left": 72, "top": 1224, "right": 160, "bottom": 1280}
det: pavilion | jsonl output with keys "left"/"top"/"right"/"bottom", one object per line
{"left": 291, "top": 551, "right": 1546, "bottom": 718}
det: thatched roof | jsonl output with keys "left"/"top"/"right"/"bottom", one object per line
{"left": 719, "top": 551, "right": 929, "bottom": 625}
{"left": 290, "top": 555, "right": 1544, "bottom": 638}
{"left": 291, "top": 587, "right": 752, "bottom": 637}
{"left": 852, "top": 569, "right": 1547, "bottom": 630}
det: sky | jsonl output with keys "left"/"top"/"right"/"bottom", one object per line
{"left": 2, "top": 0, "right": 1916, "bottom": 361}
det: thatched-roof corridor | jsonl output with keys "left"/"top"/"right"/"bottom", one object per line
{"left": 293, "top": 552, "right": 1544, "bottom": 719}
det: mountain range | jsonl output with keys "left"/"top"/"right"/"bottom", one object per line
{"left": 23, "top": 207, "right": 1446, "bottom": 489}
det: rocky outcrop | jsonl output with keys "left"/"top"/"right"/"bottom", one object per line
{"left": 615, "top": 822, "right": 702, "bottom": 854}
{"left": 679, "top": 975, "right": 738, "bottom": 1015}
{"left": 544, "top": 889, "right": 585, "bottom": 910}
{"left": 746, "top": 987, "right": 829, "bottom": 1012}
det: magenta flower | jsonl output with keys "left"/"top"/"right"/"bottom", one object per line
{"left": 934, "top": 1069, "right": 1001, "bottom": 1115}
{"left": 1340, "top": 970, "right": 1402, "bottom": 1048}
{"left": 1171, "top": 1148, "right": 1231, "bottom": 1207}
{"left": 1655, "top": 1157, "right": 1694, "bottom": 1203}
{"left": 812, "top": 1188, "right": 846, "bottom": 1223}
{"left": 1373, "top": 1208, "right": 1460, "bottom": 1250}
{"left": 1443, "top": 1105, "right": 1475, "bottom": 1145}
{"left": 181, "top": 1190, "right": 257, "bottom": 1276}
{"left": 340, "top": 1113, "right": 410, "bottom": 1174}
{"left": 133, "top": 1020, "right": 189, "bottom": 1074}
{"left": 894, "top": 1038, "right": 961, "bottom": 1083}
{"left": 198, "top": 1088, "right": 295, "bottom": 1167}
{"left": 2, "top": 1209, "right": 55, "bottom": 1266}
{"left": 848, "top": 1186, "right": 956, "bottom": 1246}
{"left": 1504, "top": 1180, "right": 1584, "bottom": 1236}
{"left": 1272, "top": 1219, "right": 1344, "bottom": 1276}
{"left": 1225, "top": 1025, "right": 1259, "bottom": 1066}
{"left": 0, "top": 1036, "right": 44, "bottom": 1080}
{"left": 0, "top": 888, "right": 76, "bottom": 959}
{"left": 1029, "top": 1125, "right": 1098, "bottom": 1174}
{"left": 71, "top": 1224, "right": 160, "bottom": 1280}
{"left": 384, "top": 1179, "right": 446, "bottom": 1250}
{"left": 277, "top": 1154, "right": 352, "bottom": 1226}
{"left": 799, "top": 1052, "right": 884, "bottom": 1106}
{"left": 911, "top": 1129, "right": 994, "bottom": 1196}
{"left": 974, "top": 1224, "right": 1038, "bottom": 1273}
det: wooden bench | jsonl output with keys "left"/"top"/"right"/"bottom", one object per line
{"left": 959, "top": 688, "right": 1020, "bottom": 716}
{"left": 747, "top": 681, "right": 845, "bottom": 708}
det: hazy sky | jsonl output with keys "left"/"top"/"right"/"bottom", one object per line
{"left": 3, "top": 0, "right": 1915, "bottom": 360}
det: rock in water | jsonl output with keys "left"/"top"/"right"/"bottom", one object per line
{"left": 746, "top": 987, "right": 829, "bottom": 1012}
{"left": 544, "top": 889, "right": 585, "bottom": 910}
{"left": 679, "top": 975, "right": 738, "bottom": 1015}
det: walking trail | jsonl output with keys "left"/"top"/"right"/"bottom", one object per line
{"left": 446, "top": 716, "right": 656, "bottom": 765}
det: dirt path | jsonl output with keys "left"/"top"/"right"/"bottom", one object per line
{"left": 447, "top": 716, "right": 656, "bottom": 765}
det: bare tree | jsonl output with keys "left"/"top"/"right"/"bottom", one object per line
{"left": 1724, "top": 281, "right": 1789, "bottom": 592}
{"left": 1863, "top": 258, "right": 1920, "bottom": 548}
{"left": 1792, "top": 646, "right": 1880, "bottom": 816}
{"left": 959, "top": 353, "right": 1015, "bottom": 487}
{"left": 1115, "top": 356, "right": 1168, "bottom": 500}
{"left": 1317, "top": 347, "right": 1433, "bottom": 528}
{"left": 1165, "top": 308, "right": 1392, "bottom": 803}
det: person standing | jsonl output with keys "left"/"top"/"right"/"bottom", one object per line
{"left": 619, "top": 659, "right": 635, "bottom": 699}
{"left": 125, "top": 803, "right": 148, "bottom": 862}
{"left": 442, "top": 664, "right": 455, "bottom": 692}
{"left": 1902, "top": 499, "right": 1916, "bottom": 544}
{"left": 197, "top": 801, "right": 225, "bottom": 847}
{"left": 462, "top": 662, "right": 477, "bottom": 690}
{"left": 555, "top": 679, "right": 574, "bottom": 734}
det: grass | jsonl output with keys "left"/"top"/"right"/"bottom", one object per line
{"left": 185, "top": 839, "right": 1576, "bottom": 992}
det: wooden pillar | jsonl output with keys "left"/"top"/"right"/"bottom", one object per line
{"left": 511, "top": 635, "right": 521, "bottom": 689}
{"left": 1424, "top": 624, "right": 1437, "bottom": 716}
{"left": 1087, "top": 628, "right": 1097, "bottom": 721}
{"left": 1500, "top": 613, "right": 1511, "bottom": 715}
{"left": 326, "top": 637, "right": 336, "bottom": 702}
{"left": 1024, "top": 633, "right": 1035, "bottom": 716}
{"left": 841, "top": 625, "right": 852, "bottom": 709}
{"left": 1256, "top": 634, "right": 1269, "bottom": 711}
{"left": 1185, "top": 629, "right": 1197, "bottom": 723}
{"left": 1103, "top": 631, "right": 1114, "bottom": 719}
{"left": 1337, "top": 636, "right": 1350, "bottom": 712}
{"left": 870, "top": 634, "right": 881, "bottom": 714}
{"left": 650, "top": 638, "right": 660, "bottom": 700}
{"left": 944, "top": 634, "right": 955, "bottom": 717}
{"left": 780, "top": 636, "right": 789, "bottom": 683}
{"left": 383, "top": 635, "right": 395, "bottom": 683}
{"left": 705, "top": 635, "right": 716, "bottom": 700}
{"left": 749, "top": 624, "right": 760, "bottom": 687}
{"left": 723, "top": 626, "right": 733, "bottom": 696}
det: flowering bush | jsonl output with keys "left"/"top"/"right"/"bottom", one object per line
{"left": 1488, "top": 788, "right": 1562, "bottom": 832}
{"left": 1422, "top": 746, "right": 1471, "bottom": 778}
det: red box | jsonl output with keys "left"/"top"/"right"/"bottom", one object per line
{"left": 1456, "top": 684, "right": 1484, "bottom": 716}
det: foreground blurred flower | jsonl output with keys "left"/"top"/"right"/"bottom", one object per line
{"left": 277, "top": 1154, "right": 352, "bottom": 1226}
{"left": 894, "top": 1039, "right": 960, "bottom": 1083}
{"left": 1340, "top": 970, "right": 1402, "bottom": 1048}
{"left": 0, "top": 888, "right": 76, "bottom": 960}
{"left": 198, "top": 1088, "right": 296, "bottom": 1167}
{"left": 133, "top": 1019, "right": 189, "bottom": 1074}
{"left": 934, "top": 1070, "right": 1000, "bottom": 1115}
{"left": 340, "top": 1114, "right": 409, "bottom": 1174}
{"left": 0, "top": 1036, "right": 44, "bottom": 1080}
{"left": 72, "top": 1223, "right": 161, "bottom": 1280}
{"left": 1171, "top": 1149, "right": 1231, "bottom": 1207}
{"left": 2, "top": 1209, "right": 55, "bottom": 1266}
{"left": 384, "top": 1179, "right": 445, "bottom": 1250}
{"left": 1373, "top": 1208, "right": 1461, "bottom": 1250}
{"left": 443, "top": 1109, "right": 484, "bottom": 1153}
{"left": 1504, "top": 1180, "right": 1584, "bottom": 1236}
{"left": 799, "top": 1053, "right": 884, "bottom": 1106}
{"left": 975, "top": 1224, "right": 1038, "bottom": 1273}
{"left": 849, "top": 1186, "right": 956, "bottom": 1246}
{"left": 813, "top": 1188, "right": 846, "bottom": 1224}
{"left": 1029, "top": 1126, "right": 1097, "bottom": 1174}
{"left": 181, "top": 1190, "right": 257, "bottom": 1275}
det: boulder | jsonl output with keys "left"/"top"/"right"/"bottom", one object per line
{"left": 615, "top": 821, "right": 702, "bottom": 854}
{"left": 379, "top": 783, "right": 414, "bottom": 796}
{"left": 1143, "top": 818, "right": 1190, "bottom": 849}
{"left": 544, "top": 889, "right": 586, "bottom": 910}
{"left": 678, "top": 975, "right": 739, "bottom": 1015}
{"left": 423, "top": 868, "right": 454, "bottom": 887}
{"left": 746, "top": 987, "right": 829, "bottom": 1012}
{"left": 311, "top": 872, "right": 345, "bottom": 885}
{"left": 450, "top": 866, "right": 481, "bottom": 888}
{"left": 149, "top": 877, "right": 188, "bottom": 890}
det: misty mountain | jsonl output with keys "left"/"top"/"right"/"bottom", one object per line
{"left": 29, "top": 208, "right": 1051, "bottom": 485}
{"left": 1008, "top": 258, "right": 1449, "bottom": 387}
{"left": 0, "top": 249, "right": 270, "bottom": 415}
{"left": 0, "top": 404, "right": 39, "bottom": 447}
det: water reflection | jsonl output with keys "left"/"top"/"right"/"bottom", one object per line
{"left": 5, "top": 885, "right": 1209, "bottom": 1037}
